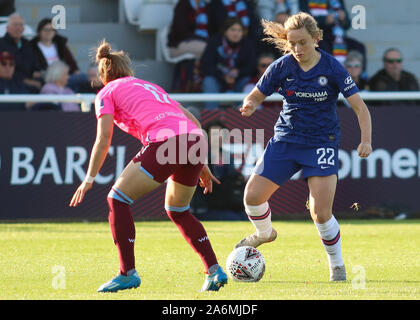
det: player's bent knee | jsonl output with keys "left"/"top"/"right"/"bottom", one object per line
{"left": 165, "top": 204, "right": 190, "bottom": 215}
{"left": 107, "top": 186, "right": 134, "bottom": 206}
{"left": 243, "top": 191, "right": 267, "bottom": 206}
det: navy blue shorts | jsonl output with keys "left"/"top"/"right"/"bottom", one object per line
{"left": 254, "top": 138, "right": 338, "bottom": 186}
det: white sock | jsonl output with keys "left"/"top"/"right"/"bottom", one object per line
{"left": 245, "top": 202, "right": 273, "bottom": 238}
{"left": 315, "top": 215, "right": 344, "bottom": 267}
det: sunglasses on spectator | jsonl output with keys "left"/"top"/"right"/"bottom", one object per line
{"left": 0, "top": 61, "right": 15, "bottom": 67}
{"left": 258, "top": 63, "right": 270, "bottom": 68}
{"left": 42, "top": 27, "right": 56, "bottom": 32}
{"left": 384, "top": 58, "right": 402, "bottom": 64}
{"left": 345, "top": 63, "right": 361, "bottom": 68}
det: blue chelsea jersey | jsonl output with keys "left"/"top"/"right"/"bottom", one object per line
{"left": 256, "top": 49, "right": 359, "bottom": 147}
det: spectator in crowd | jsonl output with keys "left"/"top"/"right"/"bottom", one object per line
{"left": 191, "top": 120, "right": 246, "bottom": 216}
{"left": 201, "top": 18, "right": 256, "bottom": 109}
{"left": 345, "top": 50, "right": 368, "bottom": 91}
{"left": 243, "top": 52, "right": 283, "bottom": 109}
{"left": 79, "top": 64, "right": 103, "bottom": 94}
{"left": 370, "top": 48, "right": 419, "bottom": 92}
{"left": 0, "top": 0, "right": 15, "bottom": 17}
{"left": 257, "top": 0, "right": 299, "bottom": 23}
{"left": 0, "top": 13, "right": 43, "bottom": 92}
{"left": 29, "top": 18, "right": 88, "bottom": 93}
{"left": 369, "top": 48, "right": 419, "bottom": 105}
{"left": 207, "top": 0, "right": 259, "bottom": 40}
{"left": 168, "top": 0, "right": 210, "bottom": 61}
{"left": 40, "top": 61, "right": 81, "bottom": 112}
{"left": 0, "top": 50, "right": 30, "bottom": 111}
{"left": 168, "top": 0, "right": 210, "bottom": 93}
{"left": 255, "top": 1, "right": 300, "bottom": 58}
{"left": 299, "top": 0, "right": 366, "bottom": 69}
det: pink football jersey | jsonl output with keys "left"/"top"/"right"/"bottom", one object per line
{"left": 95, "top": 76, "right": 201, "bottom": 145}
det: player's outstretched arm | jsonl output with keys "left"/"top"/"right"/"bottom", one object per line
{"left": 346, "top": 93, "right": 372, "bottom": 158}
{"left": 69, "top": 114, "right": 114, "bottom": 207}
{"left": 240, "top": 87, "right": 267, "bottom": 117}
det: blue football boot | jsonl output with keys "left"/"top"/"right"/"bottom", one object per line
{"left": 97, "top": 270, "right": 141, "bottom": 293}
{"left": 200, "top": 265, "right": 228, "bottom": 292}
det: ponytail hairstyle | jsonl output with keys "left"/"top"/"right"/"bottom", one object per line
{"left": 261, "top": 12, "right": 323, "bottom": 54}
{"left": 95, "top": 39, "right": 133, "bottom": 84}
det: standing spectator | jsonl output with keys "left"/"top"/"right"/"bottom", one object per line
{"left": 0, "top": 13, "right": 43, "bottom": 92}
{"left": 345, "top": 50, "right": 368, "bottom": 91}
{"left": 0, "top": 50, "right": 30, "bottom": 111}
{"left": 201, "top": 18, "right": 256, "bottom": 109}
{"left": 40, "top": 61, "right": 80, "bottom": 112}
{"left": 29, "top": 18, "right": 88, "bottom": 93}
{"left": 243, "top": 52, "right": 283, "bottom": 109}
{"left": 369, "top": 48, "right": 419, "bottom": 105}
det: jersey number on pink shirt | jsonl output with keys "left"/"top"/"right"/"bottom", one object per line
{"left": 133, "top": 83, "right": 171, "bottom": 104}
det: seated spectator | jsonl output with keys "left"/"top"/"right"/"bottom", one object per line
{"left": 257, "top": 0, "right": 299, "bottom": 23}
{"left": 0, "top": 0, "right": 15, "bottom": 17}
{"left": 345, "top": 50, "right": 368, "bottom": 91}
{"left": 168, "top": 0, "right": 210, "bottom": 93}
{"left": 79, "top": 64, "right": 103, "bottom": 94}
{"left": 201, "top": 18, "right": 256, "bottom": 109}
{"left": 0, "top": 50, "right": 30, "bottom": 111}
{"left": 207, "top": 0, "right": 259, "bottom": 40}
{"left": 255, "top": 1, "right": 299, "bottom": 59}
{"left": 243, "top": 52, "right": 283, "bottom": 109}
{"left": 39, "top": 61, "right": 81, "bottom": 112}
{"left": 0, "top": 13, "right": 43, "bottom": 92}
{"left": 29, "top": 18, "right": 88, "bottom": 93}
{"left": 168, "top": 0, "right": 210, "bottom": 61}
{"left": 369, "top": 48, "right": 419, "bottom": 105}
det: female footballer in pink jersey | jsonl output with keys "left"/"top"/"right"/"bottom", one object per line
{"left": 69, "top": 40, "right": 228, "bottom": 292}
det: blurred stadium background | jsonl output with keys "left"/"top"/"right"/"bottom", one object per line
{"left": 1, "top": 0, "right": 420, "bottom": 221}
{"left": 5, "top": 0, "right": 420, "bottom": 89}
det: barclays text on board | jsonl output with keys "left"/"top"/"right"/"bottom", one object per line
{"left": 5, "top": 145, "right": 420, "bottom": 186}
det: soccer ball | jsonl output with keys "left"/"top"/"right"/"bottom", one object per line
{"left": 226, "top": 246, "right": 265, "bottom": 282}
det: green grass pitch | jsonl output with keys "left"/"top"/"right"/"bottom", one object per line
{"left": 0, "top": 219, "right": 419, "bottom": 300}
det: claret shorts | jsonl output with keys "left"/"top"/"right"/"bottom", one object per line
{"left": 132, "top": 134, "right": 206, "bottom": 187}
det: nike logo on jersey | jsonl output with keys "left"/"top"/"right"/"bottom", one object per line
{"left": 321, "top": 165, "right": 330, "bottom": 169}
{"left": 286, "top": 77, "right": 294, "bottom": 81}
